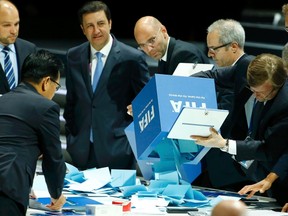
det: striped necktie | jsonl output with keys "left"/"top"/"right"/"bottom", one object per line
{"left": 2, "top": 46, "right": 16, "bottom": 89}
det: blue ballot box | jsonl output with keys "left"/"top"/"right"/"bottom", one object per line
{"left": 132, "top": 74, "right": 218, "bottom": 159}
{"left": 126, "top": 74, "right": 223, "bottom": 183}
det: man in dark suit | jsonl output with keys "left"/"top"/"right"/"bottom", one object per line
{"left": 0, "top": 50, "right": 66, "bottom": 215}
{"left": 63, "top": 1, "right": 150, "bottom": 170}
{"left": 192, "top": 53, "right": 288, "bottom": 206}
{"left": 0, "top": 0, "right": 37, "bottom": 95}
{"left": 191, "top": 19, "right": 256, "bottom": 191}
{"left": 134, "top": 16, "right": 210, "bottom": 76}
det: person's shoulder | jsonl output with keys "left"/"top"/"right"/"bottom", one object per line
{"left": 15, "top": 38, "right": 37, "bottom": 48}
{"left": 67, "top": 41, "right": 89, "bottom": 54}
{"left": 237, "top": 54, "right": 255, "bottom": 65}
{"left": 113, "top": 38, "right": 144, "bottom": 57}
{"left": 174, "top": 37, "right": 199, "bottom": 48}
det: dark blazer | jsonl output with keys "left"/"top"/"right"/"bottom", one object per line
{"left": 156, "top": 37, "right": 210, "bottom": 75}
{"left": 193, "top": 54, "right": 255, "bottom": 137}
{"left": 192, "top": 54, "right": 255, "bottom": 188}
{"left": 64, "top": 35, "right": 151, "bottom": 170}
{"left": 0, "top": 83, "right": 66, "bottom": 210}
{"left": 233, "top": 81, "right": 288, "bottom": 205}
{"left": 0, "top": 38, "right": 37, "bottom": 94}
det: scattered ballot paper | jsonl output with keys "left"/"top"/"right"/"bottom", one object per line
{"left": 173, "top": 63, "right": 214, "bottom": 77}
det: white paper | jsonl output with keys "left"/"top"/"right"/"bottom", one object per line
{"left": 173, "top": 63, "right": 214, "bottom": 77}
{"left": 168, "top": 107, "right": 229, "bottom": 140}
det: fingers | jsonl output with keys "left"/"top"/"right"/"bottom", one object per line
{"left": 46, "top": 194, "right": 66, "bottom": 211}
{"left": 238, "top": 185, "right": 257, "bottom": 198}
{"left": 210, "top": 127, "right": 218, "bottom": 134}
{"left": 127, "top": 104, "right": 133, "bottom": 116}
{"left": 282, "top": 203, "right": 288, "bottom": 212}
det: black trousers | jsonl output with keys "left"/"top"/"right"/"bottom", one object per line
{"left": 0, "top": 192, "right": 25, "bottom": 216}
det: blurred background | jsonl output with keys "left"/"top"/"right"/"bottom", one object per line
{"left": 12, "top": 0, "right": 287, "bottom": 46}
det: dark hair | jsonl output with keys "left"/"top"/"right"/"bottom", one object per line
{"left": 21, "top": 49, "right": 64, "bottom": 84}
{"left": 78, "top": 1, "right": 111, "bottom": 25}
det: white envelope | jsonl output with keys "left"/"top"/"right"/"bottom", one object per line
{"left": 173, "top": 63, "right": 214, "bottom": 77}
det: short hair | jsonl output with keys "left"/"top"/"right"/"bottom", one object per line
{"left": 78, "top": 1, "right": 111, "bottom": 25}
{"left": 282, "top": 42, "right": 288, "bottom": 68}
{"left": 247, "top": 53, "right": 287, "bottom": 89}
{"left": 282, "top": 4, "right": 288, "bottom": 16}
{"left": 207, "top": 19, "right": 245, "bottom": 49}
{"left": 21, "top": 49, "right": 64, "bottom": 84}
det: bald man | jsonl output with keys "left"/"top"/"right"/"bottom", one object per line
{"left": 211, "top": 200, "right": 247, "bottom": 216}
{"left": 134, "top": 16, "right": 210, "bottom": 75}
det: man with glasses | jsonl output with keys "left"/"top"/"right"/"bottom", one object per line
{"left": 134, "top": 16, "right": 210, "bottom": 76}
{"left": 192, "top": 19, "right": 255, "bottom": 192}
{"left": 192, "top": 53, "right": 288, "bottom": 207}
{"left": 0, "top": 50, "right": 66, "bottom": 215}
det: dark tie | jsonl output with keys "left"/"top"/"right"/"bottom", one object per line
{"left": 249, "top": 100, "right": 264, "bottom": 138}
{"left": 92, "top": 52, "right": 103, "bottom": 92}
{"left": 158, "top": 60, "right": 166, "bottom": 74}
{"left": 2, "top": 46, "right": 16, "bottom": 89}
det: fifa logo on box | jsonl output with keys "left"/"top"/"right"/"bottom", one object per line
{"left": 170, "top": 100, "right": 207, "bottom": 113}
{"left": 138, "top": 105, "right": 155, "bottom": 132}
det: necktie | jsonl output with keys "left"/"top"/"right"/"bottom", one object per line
{"left": 249, "top": 100, "right": 264, "bottom": 139}
{"left": 240, "top": 100, "right": 264, "bottom": 169}
{"left": 92, "top": 52, "right": 103, "bottom": 92}
{"left": 2, "top": 47, "right": 16, "bottom": 89}
{"left": 158, "top": 60, "right": 166, "bottom": 74}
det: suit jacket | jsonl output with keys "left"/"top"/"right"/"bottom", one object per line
{"left": 233, "top": 81, "right": 288, "bottom": 205}
{"left": 64, "top": 35, "right": 151, "bottom": 170}
{"left": 156, "top": 37, "right": 210, "bottom": 75}
{"left": 0, "top": 83, "right": 66, "bottom": 209}
{"left": 193, "top": 54, "right": 255, "bottom": 137}
{"left": 0, "top": 38, "right": 37, "bottom": 94}
{"left": 192, "top": 54, "right": 255, "bottom": 188}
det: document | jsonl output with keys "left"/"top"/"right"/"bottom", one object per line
{"left": 173, "top": 63, "right": 214, "bottom": 77}
{"left": 168, "top": 107, "right": 229, "bottom": 140}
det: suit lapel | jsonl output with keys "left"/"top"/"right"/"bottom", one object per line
{"left": 80, "top": 45, "right": 94, "bottom": 98}
{"left": 93, "top": 38, "right": 119, "bottom": 97}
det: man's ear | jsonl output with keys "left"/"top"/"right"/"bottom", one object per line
{"left": 42, "top": 77, "right": 50, "bottom": 91}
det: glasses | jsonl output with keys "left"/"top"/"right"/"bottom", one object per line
{"left": 138, "top": 28, "right": 161, "bottom": 50}
{"left": 246, "top": 85, "right": 275, "bottom": 100}
{"left": 208, "top": 42, "right": 232, "bottom": 53}
{"left": 50, "top": 78, "right": 61, "bottom": 91}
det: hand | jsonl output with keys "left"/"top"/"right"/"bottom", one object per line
{"left": 127, "top": 104, "right": 133, "bottom": 117}
{"left": 238, "top": 172, "right": 278, "bottom": 199}
{"left": 190, "top": 127, "right": 226, "bottom": 148}
{"left": 29, "top": 189, "right": 37, "bottom": 199}
{"left": 238, "top": 180, "right": 270, "bottom": 199}
{"left": 282, "top": 203, "right": 288, "bottom": 212}
{"left": 46, "top": 194, "right": 66, "bottom": 211}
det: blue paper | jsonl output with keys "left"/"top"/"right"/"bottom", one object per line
{"left": 110, "top": 169, "right": 136, "bottom": 187}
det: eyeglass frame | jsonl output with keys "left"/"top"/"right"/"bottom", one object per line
{"left": 50, "top": 78, "right": 61, "bottom": 91}
{"left": 138, "top": 28, "right": 162, "bottom": 50}
{"left": 246, "top": 85, "right": 276, "bottom": 100}
{"left": 208, "top": 42, "right": 232, "bottom": 53}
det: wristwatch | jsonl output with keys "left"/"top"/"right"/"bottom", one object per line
{"left": 220, "top": 139, "right": 229, "bottom": 152}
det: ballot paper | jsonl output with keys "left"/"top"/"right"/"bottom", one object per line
{"left": 173, "top": 63, "right": 214, "bottom": 77}
{"left": 168, "top": 107, "right": 229, "bottom": 140}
